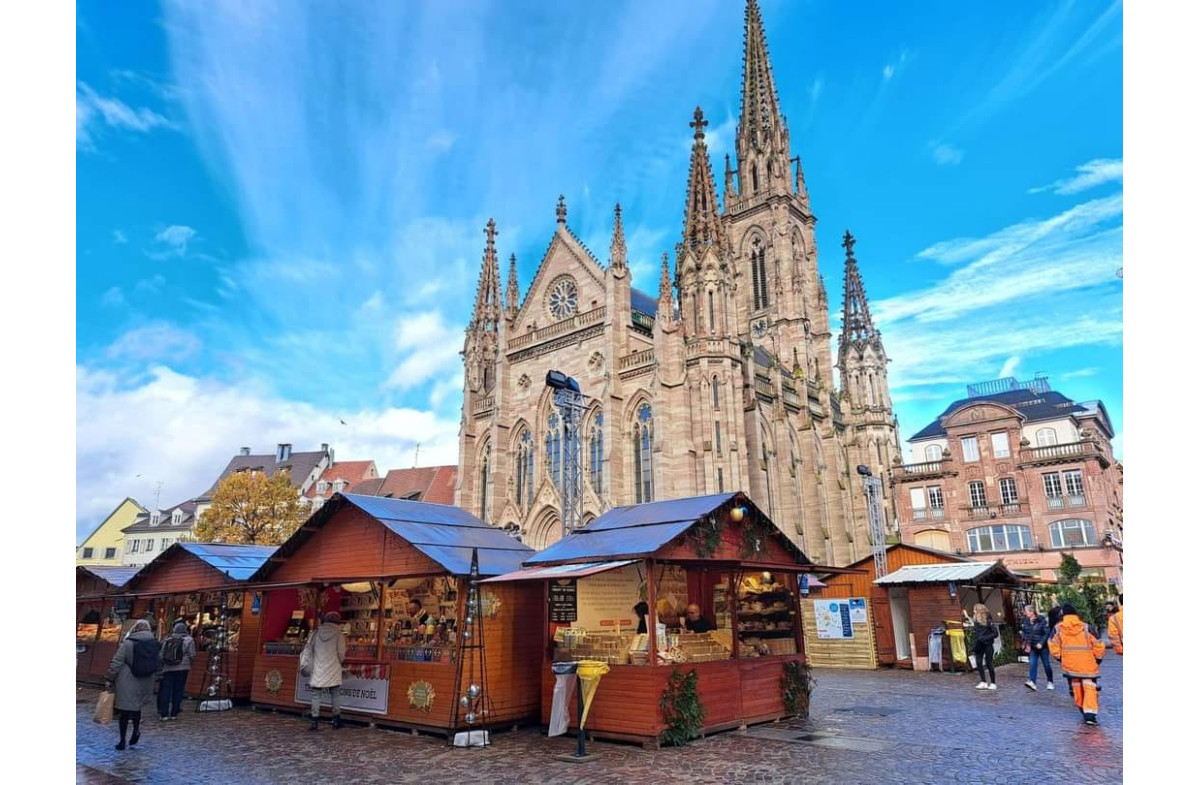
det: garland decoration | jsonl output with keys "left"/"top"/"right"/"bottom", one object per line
{"left": 659, "top": 667, "right": 705, "bottom": 746}
{"left": 781, "top": 660, "right": 816, "bottom": 718}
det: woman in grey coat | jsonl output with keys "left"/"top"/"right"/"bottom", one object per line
{"left": 105, "top": 619, "right": 159, "bottom": 750}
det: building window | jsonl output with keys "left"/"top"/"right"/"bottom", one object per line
{"left": 104, "top": 547, "right": 116, "bottom": 560}
{"left": 909, "top": 488, "right": 927, "bottom": 520}
{"left": 317, "top": 480, "right": 328, "bottom": 494}
{"left": 1043, "top": 472, "right": 1064, "bottom": 507}
{"left": 967, "top": 524, "right": 1033, "bottom": 553}
{"left": 149, "top": 511, "right": 161, "bottom": 526}
{"left": 312, "top": 496, "right": 325, "bottom": 511}
{"left": 161, "top": 538, "right": 170, "bottom": 551}
{"left": 968, "top": 480, "right": 987, "bottom": 509}
{"left": 588, "top": 414, "right": 603, "bottom": 497}
{"left": 712, "top": 377, "right": 720, "bottom": 410}
{"left": 171, "top": 509, "right": 183, "bottom": 526}
{"left": 1063, "top": 470, "right": 1085, "bottom": 505}
{"left": 707, "top": 290, "right": 715, "bottom": 331}
{"left": 517, "top": 430, "right": 535, "bottom": 509}
{"left": 961, "top": 436, "right": 980, "bottom": 462}
{"left": 1050, "top": 519, "right": 1097, "bottom": 548}
{"left": 633, "top": 403, "right": 654, "bottom": 503}
{"left": 333, "top": 480, "right": 345, "bottom": 493}
{"left": 751, "top": 240, "right": 769, "bottom": 311}
{"left": 714, "top": 421, "right": 722, "bottom": 455}
{"left": 924, "top": 444, "right": 942, "bottom": 462}
{"left": 1036, "top": 428, "right": 1058, "bottom": 446}
{"left": 999, "top": 477, "right": 1019, "bottom": 507}
{"left": 990, "top": 432, "right": 1010, "bottom": 459}
{"left": 131, "top": 540, "right": 141, "bottom": 553}
{"left": 717, "top": 467, "right": 724, "bottom": 492}
{"left": 82, "top": 547, "right": 94, "bottom": 559}
{"left": 1043, "top": 470, "right": 1084, "bottom": 507}
{"left": 928, "top": 486, "right": 945, "bottom": 518}
{"left": 546, "top": 414, "right": 563, "bottom": 491}
{"left": 145, "top": 539, "right": 155, "bottom": 553}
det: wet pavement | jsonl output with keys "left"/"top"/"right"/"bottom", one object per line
{"left": 77, "top": 658, "right": 1122, "bottom": 784}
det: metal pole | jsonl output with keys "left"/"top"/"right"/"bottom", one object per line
{"left": 574, "top": 674, "right": 586, "bottom": 757}
{"left": 864, "top": 475, "right": 887, "bottom": 580}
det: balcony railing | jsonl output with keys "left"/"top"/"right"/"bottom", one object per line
{"left": 898, "top": 460, "right": 951, "bottom": 477}
{"left": 967, "top": 502, "right": 1029, "bottom": 520}
{"left": 1047, "top": 494, "right": 1087, "bottom": 509}
{"left": 1020, "top": 441, "right": 1109, "bottom": 467}
{"left": 911, "top": 507, "right": 945, "bottom": 521}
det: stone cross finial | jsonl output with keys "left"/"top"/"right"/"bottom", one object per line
{"left": 690, "top": 106, "right": 708, "bottom": 140}
{"left": 556, "top": 195, "right": 567, "bottom": 225}
{"left": 842, "top": 230, "right": 855, "bottom": 257}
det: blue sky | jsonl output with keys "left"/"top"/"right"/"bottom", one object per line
{"left": 76, "top": 0, "right": 1123, "bottom": 541}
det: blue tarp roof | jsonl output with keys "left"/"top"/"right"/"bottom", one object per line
{"left": 78, "top": 565, "right": 139, "bottom": 588}
{"left": 257, "top": 494, "right": 535, "bottom": 579}
{"left": 177, "top": 542, "right": 277, "bottom": 581}
{"left": 526, "top": 493, "right": 749, "bottom": 565}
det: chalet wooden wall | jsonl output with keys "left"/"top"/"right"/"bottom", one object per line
{"left": 800, "top": 598, "right": 878, "bottom": 669}
{"left": 268, "top": 508, "right": 444, "bottom": 582}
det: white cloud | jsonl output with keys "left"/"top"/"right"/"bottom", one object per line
{"left": 1061, "top": 367, "right": 1100, "bottom": 379}
{"left": 150, "top": 225, "right": 197, "bottom": 258}
{"left": 136, "top": 274, "right": 167, "bottom": 294}
{"left": 113, "top": 230, "right": 128, "bottom": 244}
{"left": 106, "top": 322, "right": 202, "bottom": 362}
{"left": 882, "top": 65, "right": 895, "bottom": 80}
{"left": 76, "top": 82, "right": 174, "bottom": 148}
{"left": 101, "top": 287, "right": 125, "bottom": 308}
{"left": 999, "top": 356, "right": 1021, "bottom": 378}
{"left": 386, "top": 311, "right": 462, "bottom": 390}
{"left": 75, "top": 365, "right": 460, "bottom": 540}
{"left": 428, "top": 130, "right": 456, "bottom": 153}
{"left": 882, "top": 51, "right": 909, "bottom": 82}
{"left": 808, "top": 77, "right": 824, "bottom": 104}
{"left": 931, "top": 143, "right": 964, "bottom": 166}
{"left": 1029, "top": 157, "right": 1122, "bottom": 195}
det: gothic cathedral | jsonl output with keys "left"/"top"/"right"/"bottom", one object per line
{"left": 456, "top": 0, "right": 901, "bottom": 566}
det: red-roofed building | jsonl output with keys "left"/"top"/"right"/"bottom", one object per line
{"left": 350, "top": 465, "right": 457, "bottom": 505}
{"left": 308, "top": 461, "right": 379, "bottom": 511}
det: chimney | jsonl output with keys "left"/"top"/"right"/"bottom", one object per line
{"left": 239, "top": 447, "right": 251, "bottom": 456}
{"left": 277, "top": 443, "right": 292, "bottom": 463}
{"left": 323, "top": 443, "right": 334, "bottom": 465}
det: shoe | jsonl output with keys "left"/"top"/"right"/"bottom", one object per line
{"left": 975, "top": 682, "right": 988, "bottom": 690}
{"left": 115, "top": 741, "right": 126, "bottom": 751}
{"left": 332, "top": 715, "right": 343, "bottom": 730}
{"left": 1084, "top": 713, "right": 1098, "bottom": 726}
{"left": 1024, "top": 681, "right": 1037, "bottom": 691}
{"left": 988, "top": 683, "right": 997, "bottom": 691}
{"left": 309, "top": 718, "right": 319, "bottom": 731}
{"left": 160, "top": 715, "right": 169, "bottom": 721}
{"left": 1046, "top": 682, "right": 1055, "bottom": 691}
{"left": 129, "top": 730, "right": 140, "bottom": 746}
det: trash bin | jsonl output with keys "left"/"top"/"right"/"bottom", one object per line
{"left": 927, "top": 627, "right": 944, "bottom": 671}
{"left": 946, "top": 628, "right": 967, "bottom": 664}
{"left": 548, "top": 661, "right": 578, "bottom": 737}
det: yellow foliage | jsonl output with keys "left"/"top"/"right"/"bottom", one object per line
{"left": 195, "top": 470, "right": 305, "bottom": 545}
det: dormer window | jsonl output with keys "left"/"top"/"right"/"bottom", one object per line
{"left": 317, "top": 481, "right": 328, "bottom": 494}
{"left": 171, "top": 509, "right": 183, "bottom": 526}
{"left": 333, "top": 480, "right": 345, "bottom": 493}
{"left": 149, "top": 511, "right": 162, "bottom": 527}
{"left": 276, "top": 443, "right": 292, "bottom": 463}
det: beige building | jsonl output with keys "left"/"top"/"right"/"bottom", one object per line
{"left": 77, "top": 497, "right": 146, "bottom": 566}
{"left": 455, "top": 0, "right": 900, "bottom": 564}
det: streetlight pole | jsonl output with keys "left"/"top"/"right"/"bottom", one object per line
{"left": 547, "top": 371, "right": 585, "bottom": 541}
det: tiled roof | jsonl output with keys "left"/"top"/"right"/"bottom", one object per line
{"left": 206, "top": 449, "right": 328, "bottom": 495}
{"left": 630, "top": 288, "right": 658, "bottom": 317}
{"left": 910, "top": 389, "right": 1085, "bottom": 441}
{"left": 304, "top": 460, "right": 378, "bottom": 498}
{"left": 122, "top": 499, "right": 198, "bottom": 534}
{"left": 348, "top": 477, "right": 386, "bottom": 496}
{"left": 357, "top": 466, "right": 458, "bottom": 505}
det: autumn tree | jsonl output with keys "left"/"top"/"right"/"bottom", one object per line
{"left": 194, "top": 470, "right": 305, "bottom": 545}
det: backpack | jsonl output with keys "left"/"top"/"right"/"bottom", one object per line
{"left": 162, "top": 635, "right": 186, "bottom": 666}
{"left": 129, "top": 637, "right": 161, "bottom": 677}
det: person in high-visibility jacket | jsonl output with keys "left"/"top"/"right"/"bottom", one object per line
{"left": 1048, "top": 603, "right": 1106, "bottom": 726}
{"left": 1106, "top": 601, "right": 1123, "bottom": 655}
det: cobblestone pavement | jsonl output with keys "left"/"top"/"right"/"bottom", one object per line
{"left": 77, "top": 658, "right": 1122, "bottom": 784}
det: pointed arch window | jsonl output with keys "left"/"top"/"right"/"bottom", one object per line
{"left": 546, "top": 414, "right": 563, "bottom": 491}
{"left": 761, "top": 425, "right": 775, "bottom": 517}
{"left": 633, "top": 403, "right": 654, "bottom": 503}
{"left": 707, "top": 290, "right": 715, "bottom": 332}
{"left": 588, "top": 413, "right": 604, "bottom": 495}
{"left": 751, "top": 239, "right": 769, "bottom": 311}
{"left": 516, "top": 430, "right": 534, "bottom": 510}
{"left": 479, "top": 443, "right": 491, "bottom": 523}
{"left": 712, "top": 376, "right": 721, "bottom": 410}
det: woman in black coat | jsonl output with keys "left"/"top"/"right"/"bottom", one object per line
{"left": 968, "top": 604, "right": 999, "bottom": 690}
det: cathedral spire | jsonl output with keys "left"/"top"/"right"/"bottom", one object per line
{"left": 610, "top": 203, "right": 627, "bottom": 274}
{"left": 471, "top": 219, "right": 501, "bottom": 334}
{"left": 838, "top": 231, "right": 878, "bottom": 345}
{"left": 738, "top": 0, "right": 786, "bottom": 159}
{"left": 658, "top": 251, "right": 672, "bottom": 311}
{"left": 505, "top": 252, "right": 519, "bottom": 317}
{"left": 680, "top": 107, "right": 726, "bottom": 255}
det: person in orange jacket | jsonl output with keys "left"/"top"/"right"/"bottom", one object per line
{"left": 1048, "top": 603, "right": 1106, "bottom": 725}
{"left": 1105, "top": 601, "right": 1123, "bottom": 655}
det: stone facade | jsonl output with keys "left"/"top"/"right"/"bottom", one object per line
{"left": 456, "top": 0, "right": 901, "bottom": 562}
{"left": 892, "top": 379, "right": 1123, "bottom": 588}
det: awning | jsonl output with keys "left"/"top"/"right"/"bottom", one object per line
{"left": 874, "top": 560, "right": 1029, "bottom": 586}
{"left": 481, "top": 560, "right": 639, "bottom": 583}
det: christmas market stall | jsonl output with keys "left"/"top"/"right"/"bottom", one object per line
{"left": 247, "top": 494, "right": 541, "bottom": 734}
{"left": 484, "top": 492, "right": 850, "bottom": 748}
{"left": 76, "top": 565, "right": 139, "bottom": 684}
{"left": 117, "top": 542, "right": 277, "bottom": 701}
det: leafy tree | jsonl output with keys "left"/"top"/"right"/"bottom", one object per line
{"left": 1057, "top": 552, "right": 1083, "bottom": 584}
{"left": 195, "top": 470, "right": 305, "bottom": 545}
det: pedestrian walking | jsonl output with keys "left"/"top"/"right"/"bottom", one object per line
{"left": 1020, "top": 605, "right": 1054, "bottom": 691}
{"left": 158, "top": 621, "right": 196, "bottom": 720}
{"left": 105, "top": 619, "right": 160, "bottom": 750}
{"left": 967, "top": 604, "right": 999, "bottom": 690}
{"left": 1048, "top": 603, "right": 1106, "bottom": 726}
{"left": 300, "top": 611, "right": 347, "bottom": 730}
{"left": 1105, "top": 600, "right": 1123, "bottom": 656}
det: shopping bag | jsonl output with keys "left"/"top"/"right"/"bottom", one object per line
{"left": 967, "top": 654, "right": 976, "bottom": 670}
{"left": 93, "top": 690, "right": 114, "bottom": 725}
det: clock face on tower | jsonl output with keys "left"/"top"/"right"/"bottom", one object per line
{"left": 752, "top": 318, "right": 769, "bottom": 338}
{"left": 547, "top": 275, "right": 579, "bottom": 320}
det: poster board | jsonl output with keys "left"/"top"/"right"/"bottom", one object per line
{"left": 814, "top": 599, "right": 854, "bottom": 639}
{"left": 574, "top": 566, "right": 639, "bottom": 631}
{"left": 800, "top": 598, "right": 878, "bottom": 669}
{"left": 848, "top": 598, "right": 868, "bottom": 624}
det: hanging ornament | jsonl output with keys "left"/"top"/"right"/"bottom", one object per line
{"left": 465, "top": 712, "right": 477, "bottom": 725}
{"left": 467, "top": 684, "right": 481, "bottom": 699}
{"left": 462, "top": 630, "right": 472, "bottom": 640}
{"left": 459, "top": 696, "right": 469, "bottom": 708}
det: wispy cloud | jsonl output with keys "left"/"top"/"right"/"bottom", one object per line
{"left": 113, "top": 230, "right": 128, "bottom": 244}
{"left": 76, "top": 82, "right": 174, "bottom": 149}
{"left": 148, "top": 225, "right": 197, "bottom": 259}
{"left": 136, "top": 274, "right": 167, "bottom": 294}
{"left": 101, "top": 286, "right": 125, "bottom": 308}
{"left": 1061, "top": 367, "right": 1100, "bottom": 379}
{"left": 998, "top": 356, "right": 1021, "bottom": 378}
{"left": 385, "top": 311, "right": 462, "bottom": 390}
{"left": 1029, "top": 157, "right": 1122, "bottom": 195}
{"left": 106, "top": 322, "right": 202, "bottom": 362}
{"left": 931, "top": 143, "right": 965, "bottom": 166}
{"left": 882, "top": 50, "right": 909, "bottom": 82}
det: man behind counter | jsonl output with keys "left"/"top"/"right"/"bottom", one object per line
{"left": 684, "top": 604, "right": 715, "bottom": 633}
{"left": 407, "top": 599, "right": 431, "bottom": 629}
